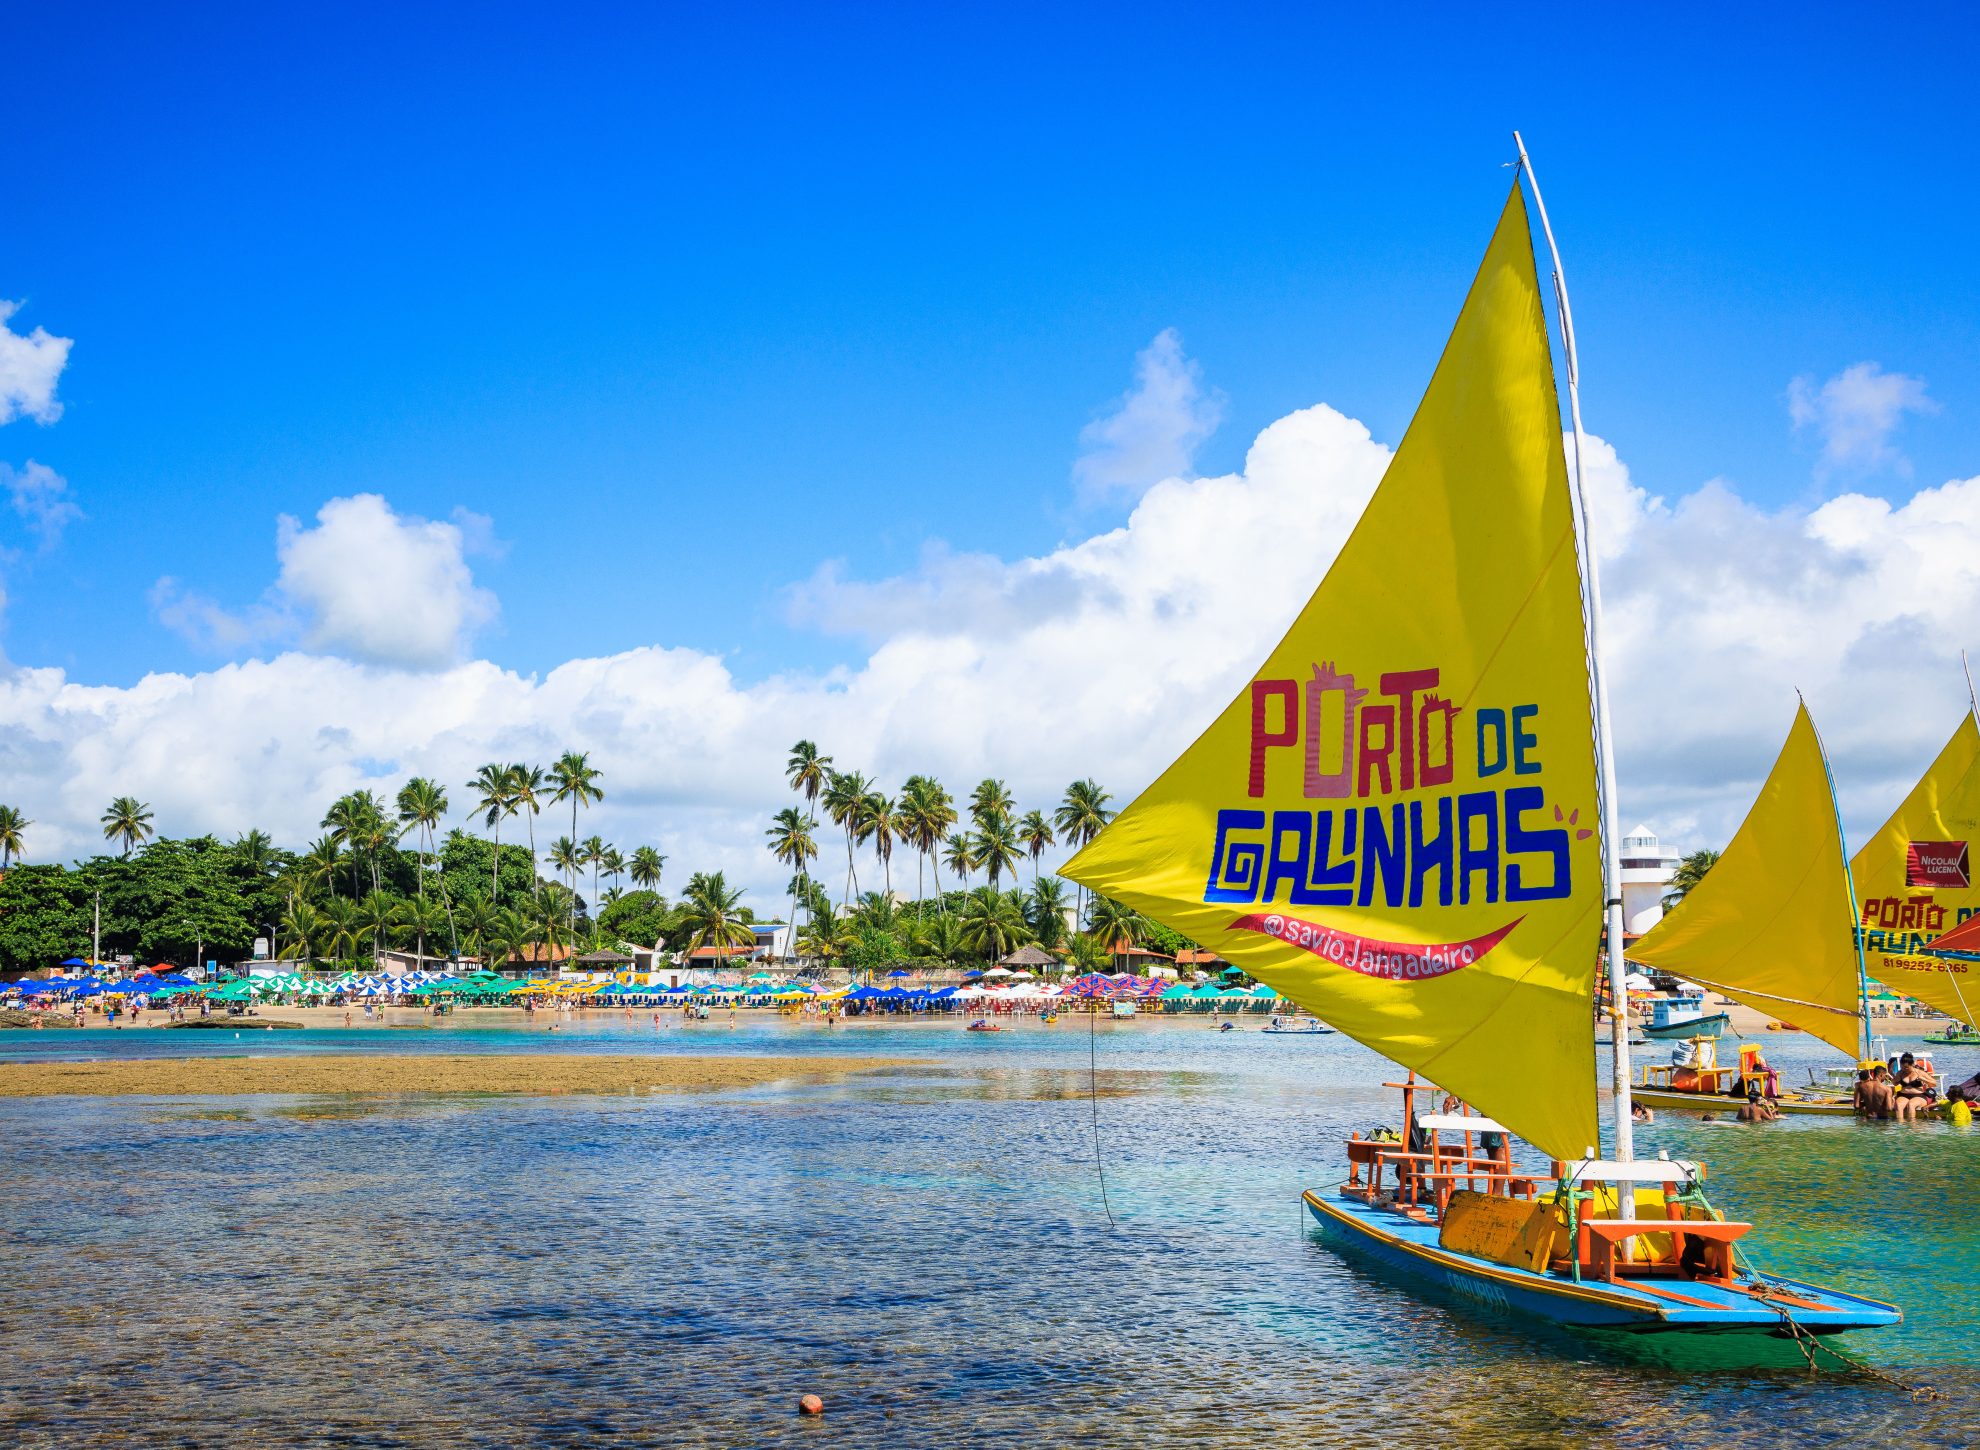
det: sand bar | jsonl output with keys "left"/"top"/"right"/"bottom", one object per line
{"left": 0, "top": 1053, "right": 922, "bottom": 1098}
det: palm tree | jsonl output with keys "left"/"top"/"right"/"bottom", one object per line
{"left": 822, "top": 768, "right": 871, "bottom": 907}
{"left": 277, "top": 896, "right": 322, "bottom": 965}
{"left": 0, "top": 805, "right": 30, "bottom": 868}
{"left": 1086, "top": 894, "right": 1146, "bottom": 970}
{"left": 483, "top": 906, "right": 534, "bottom": 974}
{"left": 1663, "top": 849, "right": 1722, "bottom": 908}
{"left": 603, "top": 847, "right": 626, "bottom": 897}
{"left": 548, "top": 750, "right": 604, "bottom": 889}
{"left": 395, "top": 776, "right": 449, "bottom": 900}
{"left": 630, "top": 845, "right": 665, "bottom": 891}
{"left": 786, "top": 741, "right": 832, "bottom": 824}
{"left": 941, "top": 831, "right": 976, "bottom": 895}
{"left": 675, "top": 871, "right": 755, "bottom": 957}
{"left": 301, "top": 836, "right": 343, "bottom": 899}
{"left": 395, "top": 896, "right": 450, "bottom": 967}
{"left": 1066, "top": 931, "right": 1111, "bottom": 974}
{"left": 322, "top": 791, "right": 386, "bottom": 896}
{"left": 898, "top": 775, "right": 958, "bottom": 914}
{"left": 860, "top": 791, "right": 899, "bottom": 897}
{"left": 319, "top": 897, "right": 363, "bottom": 966}
{"left": 469, "top": 764, "right": 516, "bottom": 900}
{"left": 1027, "top": 876, "right": 1070, "bottom": 953}
{"left": 509, "top": 764, "right": 548, "bottom": 901}
{"left": 970, "top": 778, "right": 1016, "bottom": 832}
{"left": 355, "top": 891, "right": 398, "bottom": 968}
{"left": 909, "top": 911, "right": 963, "bottom": 967}
{"left": 581, "top": 835, "right": 607, "bottom": 911}
{"left": 550, "top": 836, "right": 581, "bottom": 901}
{"left": 101, "top": 796, "right": 154, "bottom": 857}
{"left": 456, "top": 894, "right": 499, "bottom": 964}
{"left": 852, "top": 890, "right": 899, "bottom": 932}
{"left": 232, "top": 828, "right": 274, "bottom": 876}
{"left": 1017, "top": 810, "right": 1055, "bottom": 884}
{"left": 796, "top": 911, "right": 846, "bottom": 967}
{"left": 765, "top": 808, "right": 819, "bottom": 956}
{"left": 958, "top": 886, "right": 1031, "bottom": 965}
{"left": 974, "top": 816, "right": 1021, "bottom": 891}
{"left": 1054, "top": 779, "right": 1114, "bottom": 924}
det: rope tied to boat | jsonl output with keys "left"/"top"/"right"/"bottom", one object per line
{"left": 1745, "top": 1276, "right": 1939, "bottom": 1401}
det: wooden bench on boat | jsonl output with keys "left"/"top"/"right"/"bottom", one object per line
{"left": 1349, "top": 1115, "right": 1543, "bottom": 1212}
{"left": 1580, "top": 1216, "right": 1751, "bottom": 1283}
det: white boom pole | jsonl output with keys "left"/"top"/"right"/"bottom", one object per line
{"left": 1514, "top": 132, "right": 1637, "bottom": 1170}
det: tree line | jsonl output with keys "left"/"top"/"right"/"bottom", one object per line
{"left": 763, "top": 740, "right": 1191, "bottom": 974}
{"left": 0, "top": 755, "right": 756, "bottom": 974}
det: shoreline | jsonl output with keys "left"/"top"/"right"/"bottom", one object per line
{"left": 0, "top": 1052, "right": 925, "bottom": 1098}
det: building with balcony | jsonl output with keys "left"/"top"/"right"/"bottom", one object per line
{"left": 1619, "top": 824, "right": 1683, "bottom": 938}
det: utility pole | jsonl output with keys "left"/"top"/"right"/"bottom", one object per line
{"left": 92, "top": 891, "right": 101, "bottom": 965}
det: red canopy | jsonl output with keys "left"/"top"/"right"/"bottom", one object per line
{"left": 1926, "top": 914, "right": 1980, "bottom": 956}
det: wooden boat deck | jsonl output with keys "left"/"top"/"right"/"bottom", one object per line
{"left": 1305, "top": 1188, "right": 1900, "bottom": 1334}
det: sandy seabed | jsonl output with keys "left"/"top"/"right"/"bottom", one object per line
{"left": 0, "top": 1053, "right": 922, "bottom": 1098}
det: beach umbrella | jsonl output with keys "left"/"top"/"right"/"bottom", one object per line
{"left": 60, "top": 957, "right": 89, "bottom": 967}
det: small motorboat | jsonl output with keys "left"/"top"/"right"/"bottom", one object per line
{"left": 1924, "top": 1022, "right": 1980, "bottom": 1047}
{"left": 965, "top": 1019, "right": 1004, "bottom": 1033}
{"left": 1642, "top": 995, "right": 1730, "bottom": 1041}
{"left": 1262, "top": 1015, "right": 1335, "bottom": 1035}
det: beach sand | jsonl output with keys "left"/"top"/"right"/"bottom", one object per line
{"left": 0, "top": 1053, "right": 922, "bottom": 1098}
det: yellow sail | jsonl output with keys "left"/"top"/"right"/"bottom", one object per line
{"left": 1627, "top": 703, "right": 1864, "bottom": 1058}
{"left": 1062, "top": 185, "right": 1602, "bottom": 1161}
{"left": 1849, "top": 714, "right": 1980, "bottom": 1023}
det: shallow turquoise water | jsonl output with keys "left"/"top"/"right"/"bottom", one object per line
{"left": 1, "top": 1016, "right": 1973, "bottom": 1446}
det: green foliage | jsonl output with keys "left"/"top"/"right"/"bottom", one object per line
{"left": 83, "top": 837, "right": 259, "bottom": 965}
{"left": 599, "top": 889, "right": 670, "bottom": 948}
{"left": 0, "top": 865, "right": 90, "bottom": 971}
{"left": 845, "top": 924, "right": 910, "bottom": 975}
{"left": 437, "top": 830, "right": 542, "bottom": 915}
{"left": 1663, "top": 848, "right": 1722, "bottom": 908}
{"left": 1142, "top": 921, "right": 1197, "bottom": 956}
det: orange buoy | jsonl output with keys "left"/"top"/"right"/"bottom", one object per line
{"left": 798, "top": 1394, "right": 824, "bottom": 1416}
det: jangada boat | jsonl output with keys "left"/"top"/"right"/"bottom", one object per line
{"left": 1062, "top": 138, "right": 1899, "bottom": 1342}
{"left": 1624, "top": 691, "right": 1974, "bottom": 1117}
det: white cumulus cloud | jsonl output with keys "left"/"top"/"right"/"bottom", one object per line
{"left": 1073, "top": 328, "right": 1226, "bottom": 505}
{"left": 153, "top": 494, "right": 499, "bottom": 670}
{"left": 1788, "top": 361, "right": 1937, "bottom": 478}
{"left": 0, "top": 300, "right": 71, "bottom": 427}
{"left": 3, "top": 374, "right": 1977, "bottom": 905}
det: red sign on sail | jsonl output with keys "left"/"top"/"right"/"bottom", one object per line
{"left": 1906, "top": 840, "right": 1971, "bottom": 890}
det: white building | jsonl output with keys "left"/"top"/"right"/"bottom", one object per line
{"left": 1619, "top": 824, "right": 1683, "bottom": 937}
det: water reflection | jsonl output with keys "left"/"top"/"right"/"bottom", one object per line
{"left": 1, "top": 1020, "right": 1974, "bottom": 1445}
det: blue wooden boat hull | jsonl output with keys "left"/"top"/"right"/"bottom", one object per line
{"left": 1641, "top": 1012, "right": 1730, "bottom": 1041}
{"left": 1304, "top": 1190, "right": 1899, "bottom": 1335}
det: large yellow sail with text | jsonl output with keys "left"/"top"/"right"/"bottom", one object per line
{"left": 1062, "top": 185, "right": 1601, "bottom": 1161}
{"left": 1849, "top": 715, "right": 1980, "bottom": 1024}
{"left": 1628, "top": 703, "right": 1863, "bottom": 1058}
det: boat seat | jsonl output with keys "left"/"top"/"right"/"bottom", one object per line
{"left": 1581, "top": 1218, "right": 1751, "bottom": 1283}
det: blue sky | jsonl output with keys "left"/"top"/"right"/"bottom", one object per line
{"left": 2, "top": 4, "right": 1977, "bottom": 880}
{"left": 7, "top": 3, "right": 1975, "bottom": 683}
